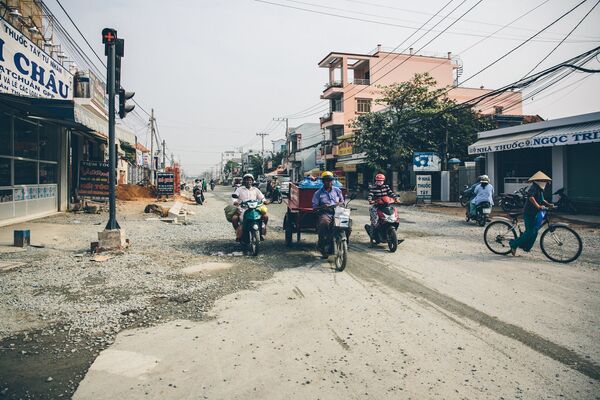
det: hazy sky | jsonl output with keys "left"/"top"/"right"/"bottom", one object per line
{"left": 44, "top": 0, "right": 600, "bottom": 174}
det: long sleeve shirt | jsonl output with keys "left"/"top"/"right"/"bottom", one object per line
{"left": 367, "top": 184, "right": 397, "bottom": 202}
{"left": 471, "top": 183, "right": 494, "bottom": 206}
{"left": 312, "top": 186, "right": 344, "bottom": 209}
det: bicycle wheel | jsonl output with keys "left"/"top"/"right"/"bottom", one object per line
{"left": 540, "top": 226, "right": 582, "bottom": 263}
{"left": 484, "top": 220, "right": 516, "bottom": 255}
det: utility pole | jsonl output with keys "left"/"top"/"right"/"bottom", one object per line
{"left": 162, "top": 139, "right": 166, "bottom": 171}
{"left": 273, "top": 117, "right": 289, "bottom": 172}
{"left": 256, "top": 132, "right": 269, "bottom": 176}
{"left": 150, "top": 109, "right": 155, "bottom": 185}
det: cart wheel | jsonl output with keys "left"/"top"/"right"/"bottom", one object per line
{"left": 284, "top": 214, "right": 293, "bottom": 247}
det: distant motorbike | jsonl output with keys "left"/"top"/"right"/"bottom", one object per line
{"left": 498, "top": 187, "right": 527, "bottom": 212}
{"left": 364, "top": 196, "right": 402, "bottom": 252}
{"left": 269, "top": 185, "right": 283, "bottom": 204}
{"left": 210, "top": 181, "right": 216, "bottom": 191}
{"left": 466, "top": 201, "right": 492, "bottom": 227}
{"left": 554, "top": 188, "right": 577, "bottom": 214}
{"left": 234, "top": 195, "right": 264, "bottom": 256}
{"left": 193, "top": 186, "right": 204, "bottom": 205}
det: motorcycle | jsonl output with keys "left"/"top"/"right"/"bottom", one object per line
{"left": 269, "top": 185, "right": 283, "bottom": 204}
{"left": 364, "top": 196, "right": 402, "bottom": 252}
{"left": 318, "top": 195, "right": 355, "bottom": 272}
{"left": 193, "top": 185, "right": 204, "bottom": 205}
{"left": 466, "top": 201, "right": 492, "bottom": 227}
{"left": 459, "top": 183, "right": 477, "bottom": 207}
{"left": 498, "top": 187, "right": 527, "bottom": 212}
{"left": 233, "top": 194, "right": 263, "bottom": 256}
{"left": 553, "top": 188, "right": 577, "bottom": 214}
{"left": 210, "top": 181, "right": 216, "bottom": 191}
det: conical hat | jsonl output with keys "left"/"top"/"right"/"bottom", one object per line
{"left": 528, "top": 171, "right": 551, "bottom": 182}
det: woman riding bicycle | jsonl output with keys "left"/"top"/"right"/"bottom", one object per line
{"left": 509, "top": 171, "right": 554, "bottom": 256}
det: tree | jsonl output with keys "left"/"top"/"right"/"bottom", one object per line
{"left": 223, "top": 160, "right": 240, "bottom": 177}
{"left": 352, "top": 73, "right": 492, "bottom": 172}
{"left": 249, "top": 154, "right": 264, "bottom": 176}
{"left": 270, "top": 150, "right": 286, "bottom": 170}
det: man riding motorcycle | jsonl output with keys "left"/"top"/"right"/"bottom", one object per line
{"left": 311, "top": 171, "right": 345, "bottom": 256}
{"left": 231, "top": 174, "right": 270, "bottom": 241}
{"left": 468, "top": 175, "right": 494, "bottom": 218}
{"left": 193, "top": 178, "right": 205, "bottom": 204}
{"left": 367, "top": 173, "right": 399, "bottom": 230}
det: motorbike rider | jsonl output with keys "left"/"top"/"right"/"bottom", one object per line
{"left": 193, "top": 178, "right": 205, "bottom": 202}
{"left": 468, "top": 175, "right": 494, "bottom": 217}
{"left": 367, "top": 173, "right": 399, "bottom": 230}
{"left": 209, "top": 178, "right": 215, "bottom": 190}
{"left": 311, "top": 171, "right": 345, "bottom": 255}
{"left": 231, "top": 174, "right": 270, "bottom": 241}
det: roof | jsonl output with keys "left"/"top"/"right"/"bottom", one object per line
{"left": 477, "top": 111, "right": 600, "bottom": 139}
{"left": 135, "top": 143, "right": 150, "bottom": 152}
{"left": 318, "top": 51, "right": 376, "bottom": 67}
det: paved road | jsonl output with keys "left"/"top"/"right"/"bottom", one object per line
{"left": 75, "top": 187, "right": 600, "bottom": 399}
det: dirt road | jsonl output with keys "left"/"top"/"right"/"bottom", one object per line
{"left": 73, "top": 188, "right": 600, "bottom": 399}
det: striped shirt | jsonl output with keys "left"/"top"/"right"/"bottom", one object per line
{"left": 367, "top": 184, "right": 397, "bottom": 202}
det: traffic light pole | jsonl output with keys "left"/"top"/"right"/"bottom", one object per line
{"left": 105, "top": 35, "right": 120, "bottom": 231}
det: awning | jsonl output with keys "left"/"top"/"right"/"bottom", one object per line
{"left": 468, "top": 130, "right": 542, "bottom": 155}
{"left": 337, "top": 133, "right": 355, "bottom": 142}
{"left": 336, "top": 158, "right": 363, "bottom": 167}
{"left": 469, "top": 120, "right": 600, "bottom": 155}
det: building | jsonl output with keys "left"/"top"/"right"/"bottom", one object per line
{"left": 317, "top": 45, "right": 523, "bottom": 190}
{"left": 469, "top": 111, "right": 600, "bottom": 213}
{"left": 286, "top": 123, "right": 323, "bottom": 181}
{"left": 0, "top": 2, "right": 138, "bottom": 226}
{"left": 271, "top": 139, "right": 286, "bottom": 154}
{"left": 220, "top": 150, "right": 242, "bottom": 182}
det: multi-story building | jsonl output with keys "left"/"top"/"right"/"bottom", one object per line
{"left": 317, "top": 45, "right": 522, "bottom": 189}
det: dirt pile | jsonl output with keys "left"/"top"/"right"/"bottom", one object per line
{"left": 116, "top": 184, "right": 156, "bottom": 201}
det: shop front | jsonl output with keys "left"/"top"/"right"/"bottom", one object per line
{"left": 469, "top": 111, "right": 600, "bottom": 213}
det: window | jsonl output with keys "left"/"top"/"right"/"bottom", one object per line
{"left": 356, "top": 98, "right": 371, "bottom": 113}
{"left": 14, "top": 118, "right": 38, "bottom": 159}
{"left": 0, "top": 114, "right": 11, "bottom": 156}
{"left": 39, "top": 125, "right": 58, "bottom": 161}
{"left": 0, "top": 158, "right": 10, "bottom": 186}
{"left": 14, "top": 160, "right": 37, "bottom": 185}
{"left": 39, "top": 163, "right": 58, "bottom": 184}
{"left": 494, "top": 106, "right": 504, "bottom": 115}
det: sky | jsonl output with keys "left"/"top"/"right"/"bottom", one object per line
{"left": 43, "top": 0, "right": 600, "bottom": 175}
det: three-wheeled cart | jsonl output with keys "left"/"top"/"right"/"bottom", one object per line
{"left": 283, "top": 183, "right": 347, "bottom": 247}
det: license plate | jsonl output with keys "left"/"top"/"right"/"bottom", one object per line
{"left": 483, "top": 208, "right": 492, "bottom": 214}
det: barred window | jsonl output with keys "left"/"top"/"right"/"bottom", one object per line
{"left": 356, "top": 98, "right": 371, "bottom": 113}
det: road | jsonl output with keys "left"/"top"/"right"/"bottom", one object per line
{"left": 72, "top": 186, "right": 600, "bottom": 399}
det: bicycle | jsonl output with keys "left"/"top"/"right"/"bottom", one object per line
{"left": 483, "top": 210, "right": 583, "bottom": 263}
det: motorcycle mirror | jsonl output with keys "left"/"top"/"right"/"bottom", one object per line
{"left": 231, "top": 194, "right": 239, "bottom": 199}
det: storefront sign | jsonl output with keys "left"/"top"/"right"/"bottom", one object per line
{"left": 78, "top": 161, "right": 109, "bottom": 197}
{"left": 337, "top": 142, "right": 353, "bottom": 156}
{"left": 413, "top": 152, "right": 441, "bottom": 171}
{"left": 157, "top": 172, "right": 175, "bottom": 196}
{"left": 416, "top": 175, "right": 432, "bottom": 202}
{"left": 469, "top": 127, "right": 600, "bottom": 154}
{"left": 0, "top": 19, "right": 73, "bottom": 99}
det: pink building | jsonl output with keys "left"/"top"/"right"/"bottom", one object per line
{"left": 317, "top": 47, "right": 522, "bottom": 182}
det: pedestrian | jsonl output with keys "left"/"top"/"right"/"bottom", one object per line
{"left": 509, "top": 171, "right": 554, "bottom": 256}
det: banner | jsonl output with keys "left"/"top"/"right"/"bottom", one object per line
{"left": 157, "top": 172, "right": 175, "bottom": 196}
{"left": 0, "top": 19, "right": 73, "bottom": 99}
{"left": 413, "top": 152, "right": 441, "bottom": 171}
{"left": 79, "top": 161, "right": 109, "bottom": 197}
{"left": 416, "top": 175, "right": 432, "bottom": 202}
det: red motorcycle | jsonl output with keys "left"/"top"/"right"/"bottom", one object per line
{"left": 364, "top": 196, "right": 402, "bottom": 252}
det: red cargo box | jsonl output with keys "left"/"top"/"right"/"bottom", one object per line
{"left": 287, "top": 183, "right": 347, "bottom": 211}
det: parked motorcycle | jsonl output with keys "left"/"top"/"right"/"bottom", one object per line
{"left": 554, "top": 188, "right": 578, "bottom": 214}
{"left": 233, "top": 194, "right": 264, "bottom": 256}
{"left": 466, "top": 201, "right": 492, "bottom": 226}
{"left": 364, "top": 196, "right": 402, "bottom": 252}
{"left": 193, "top": 186, "right": 204, "bottom": 205}
{"left": 498, "top": 187, "right": 527, "bottom": 212}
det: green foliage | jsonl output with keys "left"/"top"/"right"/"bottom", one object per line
{"left": 270, "top": 150, "right": 286, "bottom": 170}
{"left": 223, "top": 160, "right": 240, "bottom": 176}
{"left": 249, "top": 154, "right": 264, "bottom": 176}
{"left": 352, "top": 73, "right": 492, "bottom": 171}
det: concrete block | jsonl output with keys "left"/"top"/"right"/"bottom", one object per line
{"left": 14, "top": 230, "right": 30, "bottom": 247}
{"left": 98, "top": 229, "right": 127, "bottom": 250}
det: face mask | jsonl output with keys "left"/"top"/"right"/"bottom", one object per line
{"left": 536, "top": 181, "right": 547, "bottom": 190}
{"left": 375, "top": 180, "right": 384, "bottom": 186}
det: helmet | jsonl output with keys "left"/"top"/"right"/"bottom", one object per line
{"left": 194, "top": 179, "right": 200, "bottom": 183}
{"left": 321, "top": 171, "right": 334, "bottom": 180}
{"left": 479, "top": 175, "right": 490, "bottom": 183}
{"left": 243, "top": 173, "right": 254, "bottom": 181}
{"left": 375, "top": 173, "right": 385, "bottom": 181}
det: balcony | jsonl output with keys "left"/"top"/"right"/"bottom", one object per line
{"left": 322, "top": 80, "right": 344, "bottom": 99}
{"left": 352, "top": 78, "right": 370, "bottom": 85}
{"left": 320, "top": 111, "right": 344, "bottom": 129}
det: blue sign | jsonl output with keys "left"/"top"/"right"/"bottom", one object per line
{"left": 413, "top": 152, "right": 441, "bottom": 171}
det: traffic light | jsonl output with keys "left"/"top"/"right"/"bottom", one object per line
{"left": 115, "top": 39, "right": 124, "bottom": 90}
{"left": 118, "top": 88, "right": 135, "bottom": 119}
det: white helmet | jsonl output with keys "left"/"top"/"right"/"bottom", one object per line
{"left": 243, "top": 173, "right": 254, "bottom": 181}
{"left": 479, "top": 175, "right": 490, "bottom": 183}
